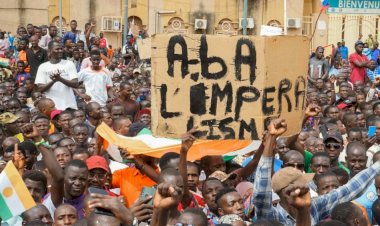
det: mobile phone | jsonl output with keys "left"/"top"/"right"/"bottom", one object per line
{"left": 368, "top": 126, "right": 376, "bottom": 138}
{"left": 87, "top": 187, "right": 115, "bottom": 217}
{"left": 139, "top": 187, "right": 155, "bottom": 205}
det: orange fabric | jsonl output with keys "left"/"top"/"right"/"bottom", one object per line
{"left": 112, "top": 167, "right": 157, "bottom": 207}
{"left": 108, "top": 49, "right": 113, "bottom": 59}
{"left": 48, "top": 122, "right": 56, "bottom": 135}
{"left": 100, "top": 53, "right": 110, "bottom": 66}
{"left": 18, "top": 50, "right": 30, "bottom": 73}
{"left": 96, "top": 123, "right": 251, "bottom": 161}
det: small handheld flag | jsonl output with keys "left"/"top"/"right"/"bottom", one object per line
{"left": 0, "top": 161, "right": 36, "bottom": 221}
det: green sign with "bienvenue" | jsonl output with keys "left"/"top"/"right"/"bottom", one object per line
{"left": 327, "top": 0, "right": 380, "bottom": 14}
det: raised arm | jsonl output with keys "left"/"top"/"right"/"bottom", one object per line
{"left": 133, "top": 155, "right": 160, "bottom": 182}
{"left": 85, "top": 23, "right": 95, "bottom": 48}
{"left": 252, "top": 119, "right": 287, "bottom": 219}
{"left": 284, "top": 183, "right": 312, "bottom": 226}
{"left": 152, "top": 183, "right": 180, "bottom": 226}
{"left": 178, "top": 127, "right": 197, "bottom": 209}
{"left": 21, "top": 123, "right": 64, "bottom": 207}
{"left": 313, "top": 161, "right": 380, "bottom": 220}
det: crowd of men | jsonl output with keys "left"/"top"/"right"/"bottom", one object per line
{"left": 0, "top": 19, "right": 380, "bottom": 226}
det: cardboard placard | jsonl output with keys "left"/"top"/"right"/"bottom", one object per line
{"left": 151, "top": 34, "right": 308, "bottom": 140}
{"left": 137, "top": 38, "right": 151, "bottom": 60}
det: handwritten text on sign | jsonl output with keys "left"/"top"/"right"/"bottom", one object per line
{"left": 151, "top": 35, "right": 308, "bottom": 140}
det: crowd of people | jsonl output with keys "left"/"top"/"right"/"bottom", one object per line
{"left": 0, "top": 19, "right": 380, "bottom": 226}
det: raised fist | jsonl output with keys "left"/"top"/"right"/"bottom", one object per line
{"left": 268, "top": 119, "right": 287, "bottom": 136}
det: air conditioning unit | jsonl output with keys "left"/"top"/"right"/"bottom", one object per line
{"left": 287, "top": 18, "right": 301, "bottom": 29}
{"left": 239, "top": 18, "right": 254, "bottom": 29}
{"left": 102, "top": 16, "right": 122, "bottom": 32}
{"left": 195, "top": 19, "right": 207, "bottom": 30}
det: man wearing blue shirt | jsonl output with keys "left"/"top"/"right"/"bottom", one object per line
{"left": 340, "top": 40, "right": 349, "bottom": 60}
{"left": 367, "top": 60, "right": 380, "bottom": 82}
{"left": 371, "top": 41, "right": 380, "bottom": 65}
{"left": 346, "top": 142, "right": 377, "bottom": 224}
{"left": 62, "top": 20, "right": 79, "bottom": 45}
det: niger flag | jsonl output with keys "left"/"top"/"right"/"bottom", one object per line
{"left": 96, "top": 123, "right": 252, "bottom": 161}
{"left": 0, "top": 162, "right": 35, "bottom": 221}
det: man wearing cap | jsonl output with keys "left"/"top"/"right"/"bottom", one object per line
{"left": 252, "top": 119, "right": 380, "bottom": 225}
{"left": 86, "top": 155, "right": 113, "bottom": 194}
{"left": 133, "top": 68, "right": 141, "bottom": 76}
{"left": 323, "top": 130, "right": 350, "bottom": 173}
{"left": 0, "top": 112, "right": 24, "bottom": 142}
{"left": 349, "top": 41, "right": 370, "bottom": 84}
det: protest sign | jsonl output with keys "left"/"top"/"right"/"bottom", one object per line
{"left": 137, "top": 38, "right": 151, "bottom": 59}
{"left": 151, "top": 34, "right": 308, "bottom": 140}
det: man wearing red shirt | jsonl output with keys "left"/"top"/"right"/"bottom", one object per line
{"left": 350, "top": 41, "right": 370, "bottom": 84}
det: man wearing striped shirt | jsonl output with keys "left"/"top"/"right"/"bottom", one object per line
{"left": 252, "top": 119, "right": 380, "bottom": 226}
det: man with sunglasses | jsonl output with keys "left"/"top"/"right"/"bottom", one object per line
{"left": 324, "top": 130, "right": 350, "bottom": 174}
{"left": 282, "top": 150, "right": 305, "bottom": 172}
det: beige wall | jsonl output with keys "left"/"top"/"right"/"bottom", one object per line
{"left": 0, "top": 0, "right": 49, "bottom": 33}
{"left": 93, "top": 0, "right": 123, "bottom": 48}
{"left": 69, "top": 0, "right": 90, "bottom": 29}
{"left": 49, "top": 0, "right": 70, "bottom": 28}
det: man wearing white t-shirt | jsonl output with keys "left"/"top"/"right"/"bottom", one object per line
{"left": 78, "top": 49, "right": 114, "bottom": 106}
{"left": 35, "top": 41, "right": 79, "bottom": 110}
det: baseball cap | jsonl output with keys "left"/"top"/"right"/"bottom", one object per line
{"left": 272, "top": 167, "right": 314, "bottom": 193}
{"left": 50, "top": 109, "right": 62, "bottom": 120}
{"left": 337, "top": 102, "right": 351, "bottom": 110}
{"left": 0, "top": 112, "right": 19, "bottom": 124}
{"left": 323, "top": 130, "right": 343, "bottom": 143}
{"left": 209, "top": 170, "right": 237, "bottom": 182}
{"left": 86, "top": 156, "right": 110, "bottom": 173}
{"left": 133, "top": 68, "right": 141, "bottom": 74}
{"left": 355, "top": 40, "right": 364, "bottom": 46}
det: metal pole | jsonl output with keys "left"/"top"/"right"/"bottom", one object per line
{"left": 284, "top": 0, "right": 287, "bottom": 35}
{"left": 123, "top": 0, "right": 128, "bottom": 45}
{"left": 59, "top": 0, "right": 62, "bottom": 36}
{"left": 243, "top": 0, "right": 248, "bottom": 35}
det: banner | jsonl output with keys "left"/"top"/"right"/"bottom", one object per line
{"left": 151, "top": 34, "right": 308, "bottom": 140}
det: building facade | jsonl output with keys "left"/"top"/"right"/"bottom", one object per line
{"left": 1, "top": 0, "right": 376, "bottom": 55}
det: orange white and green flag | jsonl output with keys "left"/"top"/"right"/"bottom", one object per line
{"left": 0, "top": 161, "right": 35, "bottom": 221}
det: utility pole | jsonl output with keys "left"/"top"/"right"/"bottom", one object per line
{"left": 59, "top": 0, "right": 62, "bottom": 36}
{"left": 123, "top": 0, "right": 128, "bottom": 45}
{"left": 243, "top": 0, "right": 248, "bottom": 35}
